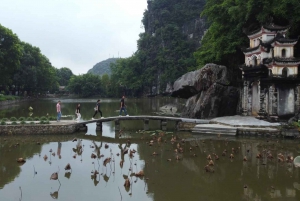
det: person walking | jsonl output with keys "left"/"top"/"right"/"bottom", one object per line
{"left": 119, "top": 96, "right": 129, "bottom": 116}
{"left": 75, "top": 103, "right": 81, "bottom": 122}
{"left": 56, "top": 100, "right": 61, "bottom": 122}
{"left": 92, "top": 99, "right": 103, "bottom": 120}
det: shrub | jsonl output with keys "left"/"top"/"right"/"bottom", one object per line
{"left": 40, "top": 116, "right": 48, "bottom": 121}
{"left": 34, "top": 117, "right": 40, "bottom": 121}
{"left": 20, "top": 120, "right": 26, "bottom": 124}
{"left": 11, "top": 121, "right": 18, "bottom": 125}
{"left": 26, "top": 117, "right": 33, "bottom": 121}
{"left": 19, "top": 117, "right": 26, "bottom": 121}
{"left": 1, "top": 121, "right": 6, "bottom": 125}
{"left": 1, "top": 118, "right": 8, "bottom": 122}
{"left": 10, "top": 117, "right": 17, "bottom": 121}
{"left": 48, "top": 116, "right": 56, "bottom": 121}
{"left": 30, "top": 121, "right": 35, "bottom": 124}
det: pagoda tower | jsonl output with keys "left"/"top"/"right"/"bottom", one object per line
{"left": 240, "top": 24, "right": 300, "bottom": 119}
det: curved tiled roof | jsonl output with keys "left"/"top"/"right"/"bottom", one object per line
{"left": 242, "top": 45, "right": 260, "bottom": 53}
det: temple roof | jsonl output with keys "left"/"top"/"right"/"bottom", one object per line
{"left": 263, "top": 57, "right": 300, "bottom": 64}
{"left": 246, "top": 24, "right": 289, "bottom": 36}
{"left": 242, "top": 45, "right": 260, "bottom": 53}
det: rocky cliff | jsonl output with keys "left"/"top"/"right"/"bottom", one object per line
{"left": 171, "top": 64, "right": 239, "bottom": 119}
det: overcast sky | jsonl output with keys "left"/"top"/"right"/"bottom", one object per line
{"left": 0, "top": 0, "right": 147, "bottom": 75}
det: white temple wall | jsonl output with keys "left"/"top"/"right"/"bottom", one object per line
{"left": 272, "top": 66, "right": 297, "bottom": 76}
{"left": 274, "top": 46, "right": 293, "bottom": 57}
{"left": 261, "top": 51, "right": 272, "bottom": 59}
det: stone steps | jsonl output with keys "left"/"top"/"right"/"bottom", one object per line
{"left": 192, "top": 124, "right": 237, "bottom": 136}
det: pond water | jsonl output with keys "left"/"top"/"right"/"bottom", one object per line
{"left": 1, "top": 98, "right": 300, "bottom": 201}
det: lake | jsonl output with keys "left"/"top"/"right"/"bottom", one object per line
{"left": 0, "top": 98, "right": 300, "bottom": 201}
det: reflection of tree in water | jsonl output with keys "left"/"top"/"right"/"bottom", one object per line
{"left": 0, "top": 141, "right": 42, "bottom": 189}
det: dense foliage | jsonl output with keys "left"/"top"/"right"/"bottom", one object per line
{"left": 0, "top": 24, "right": 73, "bottom": 95}
{"left": 87, "top": 58, "right": 119, "bottom": 76}
{"left": 67, "top": 73, "right": 121, "bottom": 97}
{"left": 110, "top": 0, "right": 206, "bottom": 96}
{"left": 195, "top": 0, "right": 300, "bottom": 70}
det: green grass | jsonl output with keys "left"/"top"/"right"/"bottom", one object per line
{"left": 0, "top": 95, "right": 20, "bottom": 101}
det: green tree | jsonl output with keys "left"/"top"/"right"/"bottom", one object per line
{"left": 56, "top": 67, "right": 74, "bottom": 86}
{"left": 0, "top": 24, "right": 22, "bottom": 85}
{"left": 195, "top": 0, "right": 300, "bottom": 70}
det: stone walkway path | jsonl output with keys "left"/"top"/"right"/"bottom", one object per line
{"left": 210, "top": 115, "right": 280, "bottom": 127}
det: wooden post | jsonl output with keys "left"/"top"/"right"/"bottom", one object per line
{"left": 96, "top": 122, "right": 102, "bottom": 131}
{"left": 115, "top": 119, "right": 120, "bottom": 131}
{"left": 160, "top": 120, "right": 167, "bottom": 131}
{"left": 144, "top": 119, "right": 149, "bottom": 131}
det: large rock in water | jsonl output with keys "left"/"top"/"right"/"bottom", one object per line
{"left": 171, "top": 63, "right": 239, "bottom": 119}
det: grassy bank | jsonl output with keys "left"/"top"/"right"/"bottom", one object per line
{"left": 0, "top": 95, "right": 21, "bottom": 101}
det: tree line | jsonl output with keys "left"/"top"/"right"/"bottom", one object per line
{"left": 0, "top": 24, "right": 73, "bottom": 96}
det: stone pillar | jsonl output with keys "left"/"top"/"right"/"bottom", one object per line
{"left": 258, "top": 82, "right": 266, "bottom": 117}
{"left": 144, "top": 119, "right": 149, "bottom": 131}
{"left": 295, "top": 85, "right": 300, "bottom": 114}
{"left": 269, "top": 84, "right": 278, "bottom": 116}
{"left": 115, "top": 120, "right": 120, "bottom": 131}
{"left": 96, "top": 122, "right": 102, "bottom": 131}
{"left": 160, "top": 120, "right": 167, "bottom": 131}
{"left": 268, "top": 85, "right": 274, "bottom": 115}
{"left": 242, "top": 81, "right": 248, "bottom": 116}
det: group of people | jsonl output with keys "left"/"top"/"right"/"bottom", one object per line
{"left": 55, "top": 95, "right": 129, "bottom": 122}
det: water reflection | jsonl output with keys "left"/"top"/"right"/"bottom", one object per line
{"left": 0, "top": 134, "right": 300, "bottom": 201}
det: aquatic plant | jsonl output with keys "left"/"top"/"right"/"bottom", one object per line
{"left": 10, "top": 117, "right": 17, "bottom": 121}
{"left": 11, "top": 121, "right": 18, "bottom": 125}
{"left": 1, "top": 121, "right": 6, "bottom": 125}
{"left": 19, "top": 117, "right": 26, "bottom": 121}
{"left": 26, "top": 117, "right": 33, "bottom": 121}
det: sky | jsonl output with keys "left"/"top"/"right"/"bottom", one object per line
{"left": 0, "top": 0, "right": 147, "bottom": 75}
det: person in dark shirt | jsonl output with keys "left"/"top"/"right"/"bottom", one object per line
{"left": 119, "top": 96, "right": 129, "bottom": 116}
{"left": 92, "top": 100, "right": 103, "bottom": 119}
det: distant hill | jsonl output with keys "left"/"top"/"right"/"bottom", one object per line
{"left": 87, "top": 58, "right": 119, "bottom": 76}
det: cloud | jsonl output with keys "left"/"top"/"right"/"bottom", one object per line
{"left": 0, "top": 0, "right": 147, "bottom": 74}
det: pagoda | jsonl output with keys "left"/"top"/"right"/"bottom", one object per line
{"left": 240, "top": 23, "right": 300, "bottom": 119}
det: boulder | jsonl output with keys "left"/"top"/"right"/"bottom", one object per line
{"left": 172, "top": 63, "right": 239, "bottom": 119}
